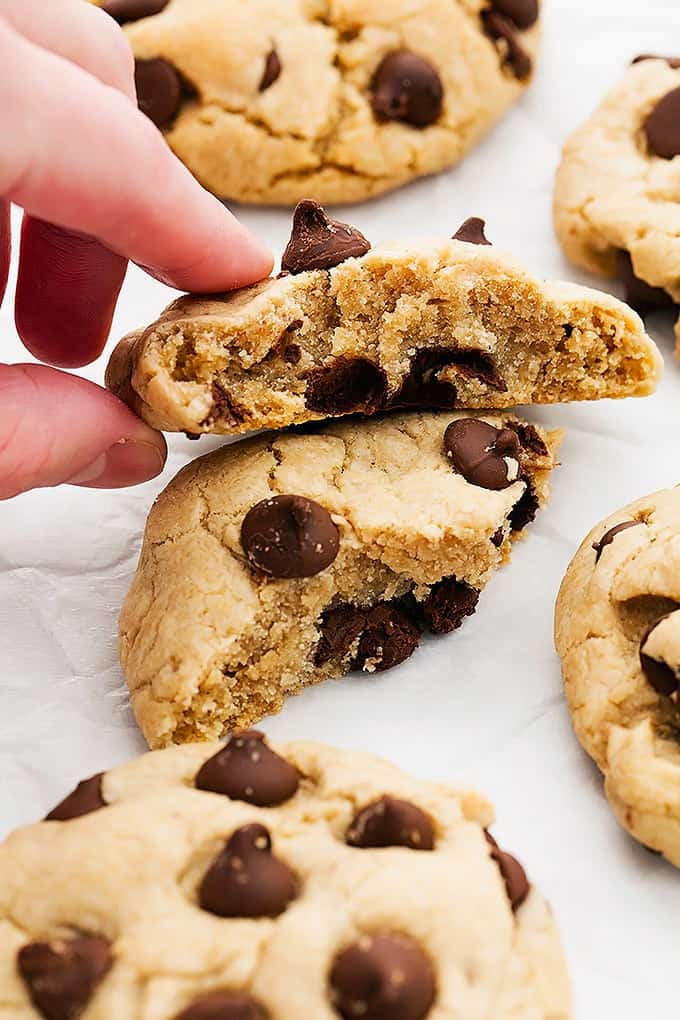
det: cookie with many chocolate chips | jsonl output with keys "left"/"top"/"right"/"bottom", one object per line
{"left": 93, "top": 0, "right": 541, "bottom": 204}
{"left": 0, "top": 737, "right": 570, "bottom": 1018}
{"left": 555, "top": 486, "right": 680, "bottom": 867}
{"left": 106, "top": 206, "right": 660, "bottom": 438}
{"left": 119, "top": 410, "right": 559, "bottom": 747}
{"left": 554, "top": 58, "right": 680, "bottom": 349}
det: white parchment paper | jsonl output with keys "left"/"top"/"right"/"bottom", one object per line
{"left": 2, "top": 1, "right": 680, "bottom": 1015}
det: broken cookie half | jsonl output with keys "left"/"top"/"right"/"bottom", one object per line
{"left": 106, "top": 204, "right": 661, "bottom": 437}
{"left": 120, "top": 409, "right": 560, "bottom": 748}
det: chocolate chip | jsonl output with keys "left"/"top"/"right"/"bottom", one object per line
{"left": 346, "top": 797, "right": 435, "bottom": 850}
{"left": 329, "top": 934, "right": 436, "bottom": 1020}
{"left": 101, "top": 0, "right": 169, "bottom": 23}
{"left": 452, "top": 217, "right": 492, "bottom": 245}
{"left": 241, "top": 495, "right": 340, "bottom": 579}
{"left": 371, "top": 51, "right": 444, "bottom": 128}
{"left": 640, "top": 616, "right": 678, "bottom": 696}
{"left": 185, "top": 432, "right": 202, "bottom": 441}
{"left": 489, "top": 0, "right": 539, "bottom": 29}
{"left": 18, "top": 936, "right": 113, "bottom": 1020}
{"left": 508, "top": 479, "right": 539, "bottom": 532}
{"left": 45, "top": 773, "right": 106, "bottom": 822}
{"left": 504, "top": 421, "right": 548, "bottom": 457}
{"left": 444, "top": 418, "right": 521, "bottom": 490}
{"left": 275, "top": 320, "right": 303, "bottom": 365}
{"left": 175, "top": 991, "right": 269, "bottom": 1020}
{"left": 644, "top": 86, "right": 680, "bottom": 159}
{"left": 633, "top": 54, "right": 680, "bottom": 69}
{"left": 314, "top": 604, "right": 366, "bottom": 667}
{"left": 205, "top": 381, "right": 247, "bottom": 427}
{"left": 485, "top": 832, "right": 530, "bottom": 912}
{"left": 353, "top": 604, "right": 421, "bottom": 672}
{"left": 393, "top": 348, "right": 505, "bottom": 411}
{"left": 281, "top": 201, "right": 371, "bottom": 274}
{"left": 260, "top": 51, "right": 281, "bottom": 91}
{"left": 482, "top": 11, "right": 532, "bottom": 79}
{"left": 421, "top": 577, "right": 480, "bottom": 635}
{"left": 616, "top": 250, "right": 675, "bottom": 313}
{"left": 306, "top": 358, "right": 388, "bottom": 415}
{"left": 135, "top": 58, "right": 183, "bottom": 129}
{"left": 592, "top": 520, "right": 643, "bottom": 563}
{"left": 195, "top": 730, "right": 299, "bottom": 807}
{"left": 491, "top": 527, "right": 505, "bottom": 547}
{"left": 563, "top": 324, "right": 574, "bottom": 338}
{"left": 198, "top": 824, "right": 297, "bottom": 919}
{"left": 446, "top": 350, "right": 507, "bottom": 391}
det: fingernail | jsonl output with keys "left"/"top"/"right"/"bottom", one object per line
{"left": 67, "top": 438, "right": 165, "bottom": 488}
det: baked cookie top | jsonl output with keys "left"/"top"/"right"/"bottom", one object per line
{"left": 0, "top": 734, "right": 570, "bottom": 1019}
{"left": 106, "top": 206, "right": 661, "bottom": 437}
{"left": 555, "top": 486, "right": 680, "bottom": 866}
{"left": 97, "top": 0, "right": 541, "bottom": 205}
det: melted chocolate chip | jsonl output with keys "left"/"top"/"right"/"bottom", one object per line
{"left": 644, "top": 86, "right": 680, "bottom": 159}
{"left": 195, "top": 730, "right": 299, "bottom": 807}
{"left": 18, "top": 936, "right": 113, "bottom": 1020}
{"left": 241, "top": 495, "right": 340, "bottom": 578}
{"left": 330, "top": 934, "right": 436, "bottom": 1020}
{"left": 353, "top": 604, "right": 421, "bottom": 672}
{"left": 204, "top": 381, "right": 246, "bottom": 427}
{"left": 260, "top": 50, "right": 281, "bottom": 91}
{"left": 592, "top": 520, "right": 643, "bottom": 563}
{"left": 305, "top": 358, "right": 388, "bottom": 415}
{"left": 504, "top": 421, "right": 548, "bottom": 457}
{"left": 135, "top": 58, "right": 184, "bottom": 128}
{"left": 421, "top": 577, "right": 480, "bottom": 635}
{"left": 482, "top": 11, "right": 532, "bottom": 79}
{"left": 281, "top": 201, "right": 371, "bottom": 274}
{"left": 175, "top": 991, "right": 269, "bottom": 1020}
{"left": 508, "top": 480, "right": 539, "bottom": 532}
{"left": 314, "top": 604, "right": 366, "bottom": 666}
{"left": 346, "top": 797, "right": 435, "bottom": 850}
{"left": 616, "top": 250, "right": 675, "bottom": 313}
{"left": 198, "top": 824, "right": 297, "bottom": 919}
{"left": 491, "top": 526, "right": 505, "bottom": 547}
{"left": 452, "top": 217, "right": 492, "bottom": 245}
{"left": 45, "top": 774, "right": 106, "bottom": 822}
{"left": 444, "top": 419, "right": 521, "bottom": 490}
{"left": 393, "top": 348, "right": 505, "bottom": 410}
{"left": 489, "top": 0, "right": 539, "bottom": 29}
{"left": 485, "top": 832, "right": 530, "bottom": 911}
{"left": 640, "top": 616, "right": 679, "bottom": 696}
{"left": 447, "top": 350, "right": 507, "bottom": 391}
{"left": 371, "top": 51, "right": 444, "bottom": 128}
{"left": 633, "top": 54, "right": 680, "bottom": 69}
{"left": 102, "top": 0, "right": 169, "bottom": 23}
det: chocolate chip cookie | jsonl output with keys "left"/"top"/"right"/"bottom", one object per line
{"left": 97, "top": 0, "right": 542, "bottom": 205}
{"left": 554, "top": 57, "right": 680, "bottom": 347}
{"left": 120, "top": 409, "right": 559, "bottom": 747}
{"left": 555, "top": 487, "right": 680, "bottom": 866}
{"left": 106, "top": 205, "right": 661, "bottom": 438}
{"left": 0, "top": 734, "right": 571, "bottom": 1018}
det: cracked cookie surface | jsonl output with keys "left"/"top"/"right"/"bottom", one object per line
{"left": 97, "top": 0, "right": 541, "bottom": 205}
{"left": 106, "top": 207, "right": 661, "bottom": 438}
{"left": 0, "top": 734, "right": 570, "bottom": 1019}
{"left": 555, "top": 487, "right": 680, "bottom": 866}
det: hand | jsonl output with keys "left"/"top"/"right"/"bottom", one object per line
{"left": 0, "top": 0, "right": 273, "bottom": 499}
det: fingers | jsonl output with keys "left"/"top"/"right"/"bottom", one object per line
{"left": 0, "top": 200, "right": 9, "bottom": 305}
{"left": 15, "top": 216, "right": 128, "bottom": 368}
{"left": 0, "top": 364, "right": 167, "bottom": 500}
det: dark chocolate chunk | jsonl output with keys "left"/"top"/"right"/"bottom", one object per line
{"left": 504, "top": 421, "right": 548, "bottom": 457}
{"left": 195, "top": 730, "right": 299, "bottom": 807}
{"left": 371, "top": 51, "right": 444, "bottom": 128}
{"left": 491, "top": 527, "right": 505, "bottom": 547}
{"left": 241, "top": 495, "right": 340, "bottom": 579}
{"left": 633, "top": 54, "right": 680, "bottom": 69}
{"left": 175, "top": 991, "right": 269, "bottom": 1020}
{"left": 640, "top": 616, "right": 678, "bottom": 696}
{"left": 45, "top": 774, "right": 106, "bottom": 822}
{"left": 393, "top": 348, "right": 505, "bottom": 411}
{"left": 482, "top": 11, "right": 532, "bottom": 79}
{"left": 18, "top": 936, "right": 113, "bottom": 1020}
{"left": 421, "top": 577, "right": 480, "bottom": 635}
{"left": 198, "top": 824, "right": 297, "bottom": 919}
{"left": 508, "top": 479, "right": 539, "bottom": 532}
{"left": 489, "top": 0, "right": 539, "bottom": 29}
{"left": 346, "top": 796, "right": 435, "bottom": 850}
{"left": 314, "top": 604, "right": 366, "bottom": 666}
{"left": 485, "top": 831, "right": 530, "bottom": 912}
{"left": 446, "top": 349, "right": 507, "bottom": 391}
{"left": 281, "top": 201, "right": 371, "bottom": 274}
{"left": 101, "top": 0, "right": 169, "bottom": 23}
{"left": 644, "top": 86, "right": 680, "bottom": 159}
{"left": 616, "top": 250, "right": 674, "bottom": 313}
{"left": 207, "top": 381, "right": 246, "bottom": 426}
{"left": 444, "top": 418, "right": 521, "bottom": 490}
{"left": 592, "top": 520, "right": 643, "bottom": 562}
{"left": 260, "top": 50, "right": 281, "bottom": 91}
{"left": 329, "top": 934, "right": 436, "bottom": 1020}
{"left": 135, "top": 58, "right": 183, "bottom": 128}
{"left": 305, "top": 358, "right": 388, "bottom": 415}
{"left": 452, "top": 217, "right": 492, "bottom": 245}
{"left": 353, "top": 604, "right": 421, "bottom": 672}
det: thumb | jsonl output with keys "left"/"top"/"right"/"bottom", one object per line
{"left": 0, "top": 364, "right": 166, "bottom": 499}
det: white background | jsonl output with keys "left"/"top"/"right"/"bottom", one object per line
{"left": 2, "top": 0, "right": 680, "bottom": 1015}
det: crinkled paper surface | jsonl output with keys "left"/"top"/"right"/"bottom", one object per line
{"left": 2, "top": 1, "right": 680, "bottom": 1015}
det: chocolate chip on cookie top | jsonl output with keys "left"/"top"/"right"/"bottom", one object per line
{"left": 175, "top": 991, "right": 269, "bottom": 1020}
{"left": 444, "top": 418, "right": 521, "bottom": 490}
{"left": 485, "top": 832, "right": 530, "bottom": 912}
{"left": 330, "top": 934, "right": 436, "bottom": 1020}
{"left": 346, "top": 797, "right": 435, "bottom": 850}
{"left": 18, "top": 935, "right": 113, "bottom": 1020}
{"left": 644, "top": 86, "right": 680, "bottom": 159}
{"left": 370, "top": 51, "right": 444, "bottom": 128}
{"left": 481, "top": 10, "right": 533, "bottom": 80}
{"left": 241, "top": 494, "right": 340, "bottom": 579}
{"left": 101, "top": 0, "right": 169, "bottom": 23}
{"left": 134, "top": 58, "right": 184, "bottom": 129}
{"left": 452, "top": 217, "right": 492, "bottom": 246}
{"left": 640, "top": 616, "right": 679, "bottom": 697}
{"left": 195, "top": 731, "right": 300, "bottom": 807}
{"left": 199, "top": 824, "right": 298, "bottom": 919}
{"left": 489, "top": 0, "right": 539, "bottom": 29}
{"left": 45, "top": 773, "right": 106, "bottom": 821}
{"left": 281, "top": 201, "right": 371, "bottom": 275}
{"left": 260, "top": 50, "right": 282, "bottom": 92}
{"left": 592, "top": 520, "right": 643, "bottom": 562}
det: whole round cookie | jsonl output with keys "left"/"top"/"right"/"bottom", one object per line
{"left": 0, "top": 734, "right": 570, "bottom": 1018}
{"left": 554, "top": 57, "right": 680, "bottom": 346}
{"left": 555, "top": 487, "right": 680, "bottom": 865}
{"left": 97, "top": 0, "right": 541, "bottom": 205}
